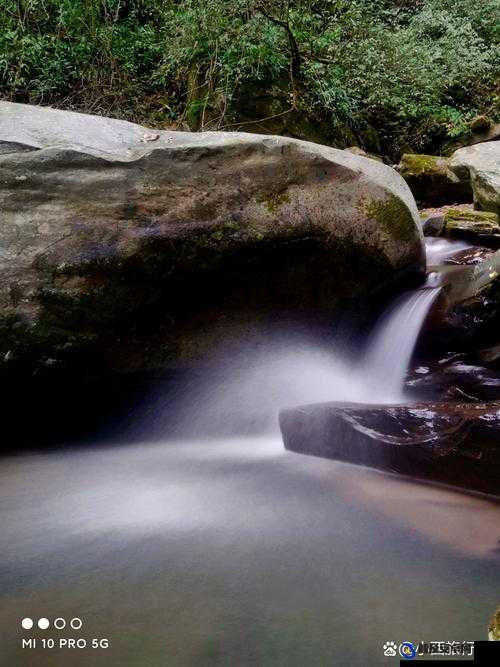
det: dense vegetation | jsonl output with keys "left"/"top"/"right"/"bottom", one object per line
{"left": 1, "top": 0, "right": 499, "bottom": 156}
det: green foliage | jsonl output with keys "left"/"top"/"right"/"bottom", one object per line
{"left": 336, "top": 0, "right": 499, "bottom": 152}
{"left": 0, "top": 0, "right": 498, "bottom": 154}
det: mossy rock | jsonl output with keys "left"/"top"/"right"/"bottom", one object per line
{"left": 444, "top": 208, "right": 498, "bottom": 224}
{"left": 399, "top": 154, "right": 448, "bottom": 177}
{"left": 397, "top": 153, "right": 472, "bottom": 206}
{"left": 444, "top": 208, "right": 500, "bottom": 244}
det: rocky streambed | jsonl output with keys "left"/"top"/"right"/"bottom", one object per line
{"left": 281, "top": 140, "right": 500, "bottom": 498}
{"left": 1, "top": 102, "right": 500, "bottom": 500}
{"left": 280, "top": 232, "right": 500, "bottom": 497}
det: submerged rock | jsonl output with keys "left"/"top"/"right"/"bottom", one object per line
{"left": 0, "top": 102, "right": 424, "bottom": 378}
{"left": 397, "top": 153, "right": 472, "bottom": 207}
{"left": 279, "top": 400, "right": 500, "bottom": 496}
{"left": 443, "top": 246, "right": 493, "bottom": 266}
{"left": 449, "top": 142, "right": 500, "bottom": 215}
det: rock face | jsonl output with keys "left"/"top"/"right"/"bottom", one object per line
{"left": 489, "top": 608, "right": 500, "bottom": 641}
{"left": 449, "top": 142, "right": 500, "bottom": 215}
{"left": 421, "top": 213, "right": 445, "bottom": 237}
{"left": 440, "top": 250, "right": 500, "bottom": 342}
{"left": 397, "top": 153, "right": 472, "bottom": 206}
{"left": 407, "top": 356, "right": 500, "bottom": 402}
{"left": 0, "top": 102, "right": 424, "bottom": 378}
{"left": 279, "top": 400, "right": 500, "bottom": 496}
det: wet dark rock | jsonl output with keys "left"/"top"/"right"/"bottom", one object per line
{"left": 407, "top": 357, "right": 500, "bottom": 402}
{"left": 435, "top": 250, "right": 500, "bottom": 346}
{"left": 444, "top": 246, "right": 493, "bottom": 266}
{"left": 479, "top": 344, "right": 500, "bottom": 369}
{"left": 279, "top": 400, "right": 500, "bottom": 496}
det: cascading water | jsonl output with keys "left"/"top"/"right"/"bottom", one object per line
{"left": 425, "top": 237, "right": 472, "bottom": 265}
{"left": 362, "top": 287, "right": 441, "bottom": 402}
{"left": 137, "top": 237, "right": 461, "bottom": 438}
{"left": 151, "top": 283, "right": 441, "bottom": 438}
{"left": 358, "top": 236, "right": 470, "bottom": 403}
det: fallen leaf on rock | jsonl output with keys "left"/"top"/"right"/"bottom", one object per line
{"left": 141, "top": 132, "right": 160, "bottom": 142}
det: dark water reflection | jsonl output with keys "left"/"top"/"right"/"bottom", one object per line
{"left": 1, "top": 436, "right": 499, "bottom": 666}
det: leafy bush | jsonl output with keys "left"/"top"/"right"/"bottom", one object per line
{"left": 0, "top": 0, "right": 498, "bottom": 155}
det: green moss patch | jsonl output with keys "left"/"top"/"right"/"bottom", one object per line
{"left": 256, "top": 191, "right": 291, "bottom": 215}
{"left": 365, "top": 195, "right": 416, "bottom": 243}
{"left": 399, "top": 154, "right": 447, "bottom": 177}
{"left": 444, "top": 208, "right": 498, "bottom": 223}
{"left": 444, "top": 208, "right": 500, "bottom": 236}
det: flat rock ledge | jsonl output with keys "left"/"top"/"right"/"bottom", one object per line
{"left": 279, "top": 400, "right": 500, "bottom": 496}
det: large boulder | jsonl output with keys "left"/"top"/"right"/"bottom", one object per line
{"left": 449, "top": 142, "right": 500, "bottom": 215}
{"left": 396, "top": 153, "right": 472, "bottom": 206}
{"left": 0, "top": 102, "right": 424, "bottom": 378}
{"left": 279, "top": 400, "right": 500, "bottom": 496}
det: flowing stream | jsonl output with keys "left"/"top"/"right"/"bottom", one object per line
{"left": 1, "top": 236, "right": 499, "bottom": 666}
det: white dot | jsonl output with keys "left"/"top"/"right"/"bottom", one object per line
{"left": 21, "top": 618, "right": 33, "bottom": 630}
{"left": 38, "top": 618, "right": 50, "bottom": 630}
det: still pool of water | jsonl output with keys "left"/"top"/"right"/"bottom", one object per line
{"left": 1, "top": 436, "right": 499, "bottom": 666}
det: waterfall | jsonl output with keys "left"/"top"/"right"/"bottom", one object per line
{"left": 356, "top": 236, "right": 471, "bottom": 402}
{"left": 137, "top": 242, "right": 448, "bottom": 437}
{"left": 362, "top": 286, "right": 441, "bottom": 402}
{"left": 141, "top": 285, "right": 440, "bottom": 437}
